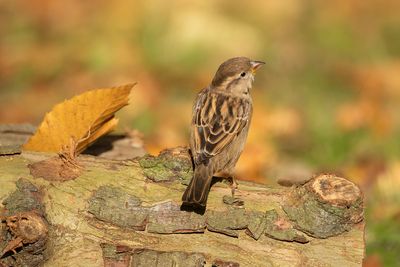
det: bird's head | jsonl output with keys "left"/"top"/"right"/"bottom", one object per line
{"left": 211, "top": 57, "right": 265, "bottom": 94}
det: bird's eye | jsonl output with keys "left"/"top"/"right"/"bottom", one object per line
{"left": 240, "top": 72, "right": 246, "bottom": 77}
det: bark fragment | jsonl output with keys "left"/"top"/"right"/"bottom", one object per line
{"left": 264, "top": 209, "right": 309, "bottom": 243}
{"left": 131, "top": 249, "right": 205, "bottom": 267}
{"left": 212, "top": 259, "right": 240, "bottom": 267}
{"left": 206, "top": 209, "right": 249, "bottom": 237}
{"left": 101, "top": 244, "right": 206, "bottom": 267}
{"left": 147, "top": 202, "right": 206, "bottom": 234}
{"left": 222, "top": 195, "right": 244, "bottom": 207}
{"left": 2, "top": 178, "right": 44, "bottom": 216}
{"left": 0, "top": 124, "right": 35, "bottom": 156}
{"left": 245, "top": 211, "right": 267, "bottom": 240}
{"left": 88, "top": 186, "right": 148, "bottom": 230}
{"left": 102, "top": 243, "right": 132, "bottom": 267}
{"left": 88, "top": 179, "right": 361, "bottom": 244}
{"left": 28, "top": 156, "right": 82, "bottom": 181}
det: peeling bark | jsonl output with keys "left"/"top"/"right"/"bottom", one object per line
{"left": 0, "top": 147, "right": 365, "bottom": 267}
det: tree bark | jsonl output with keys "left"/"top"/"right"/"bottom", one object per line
{"left": 0, "top": 145, "right": 365, "bottom": 267}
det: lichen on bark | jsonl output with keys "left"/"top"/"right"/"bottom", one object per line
{"left": 138, "top": 147, "right": 193, "bottom": 184}
{"left": 100, "top": 243, "right": 206, "bottom": 267}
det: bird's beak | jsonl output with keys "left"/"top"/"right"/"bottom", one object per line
{"left": 250, "top": 60, "right": 265, "bottom": 74}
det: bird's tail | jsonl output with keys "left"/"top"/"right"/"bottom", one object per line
{"left": 182, "top": 164, "right": 213, "bottom": 207}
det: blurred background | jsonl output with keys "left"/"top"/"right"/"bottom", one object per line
{"left": 0, "top": 0, "right": 399, "bottom": 265}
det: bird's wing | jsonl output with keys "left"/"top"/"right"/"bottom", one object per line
{"left": 191, "top": 89, "right": 251, "bottom": 165}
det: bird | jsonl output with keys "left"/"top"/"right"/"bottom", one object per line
{"left": 182, "top": 57, "right": 265, "bottom": 207}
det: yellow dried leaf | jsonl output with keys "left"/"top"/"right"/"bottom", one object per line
{"left": 23, "top": 84, "right": 135, "bottom": 154}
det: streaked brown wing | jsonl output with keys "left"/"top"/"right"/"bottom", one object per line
{"left": 191, "top": 88, "right": 251, "bottom": 165}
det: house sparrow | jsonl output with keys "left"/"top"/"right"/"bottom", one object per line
{"left": 182, "top": 57, "right": 265, "bottom": 207}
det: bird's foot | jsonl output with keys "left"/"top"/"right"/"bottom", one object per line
{"left": 227, "top": 176, "right": 239, "bottom": 197}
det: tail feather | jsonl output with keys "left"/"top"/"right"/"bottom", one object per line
{"left": 182, "top": 164, "right": 212, "bottom": 206}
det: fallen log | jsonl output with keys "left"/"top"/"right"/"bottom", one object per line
{"left": 0, "top": 146, "right": 365, "bottom": 267}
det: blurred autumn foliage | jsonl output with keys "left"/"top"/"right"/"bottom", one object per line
{"left": 0, "top": 0, "right": 399, "bottom": 265}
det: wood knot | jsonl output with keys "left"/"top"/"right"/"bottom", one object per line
{"left": 6, "top": 212, "right": 48, "bottom": 244}
{"left": 283, "top": 173, "right": 364, "bottom": 238}
{"left": 1, "top": 212, "right": 48, "bottom": 257}
{"left": 309, "top": 174, "right": 362, "bottom": 207}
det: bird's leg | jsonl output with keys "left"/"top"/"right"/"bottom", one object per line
{"left": 214, "top": 171, "right": 238, "bottom": 196}
{"left": 213, "top": 171, "right": 244, "bottom": 207}
{"left": 228, "top": 176, "right": 239, "bottom": 197}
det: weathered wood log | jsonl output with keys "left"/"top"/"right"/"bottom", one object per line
{"left": 0, "top": 146, "right": 365, "bottom": 267}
